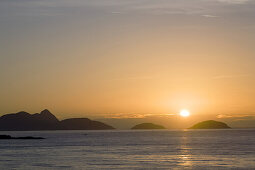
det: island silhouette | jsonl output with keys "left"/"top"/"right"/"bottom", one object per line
{"left": 0, "top": 109, "right": 114, "bottom": 131}
{"left": 0, "top": 110, "right": 234, "bottom": 130}
{"left": 0, "top": 135, "right": 44, "bottom": 140}
{"left": 189, "top": 120, "right": 231, "bottom": 129}
{"left": 131, "top": 123, "right": 166, "bottom": 130}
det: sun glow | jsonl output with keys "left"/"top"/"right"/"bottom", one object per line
{"left": 180, "top": 109, "right": 190, "bottom": 117}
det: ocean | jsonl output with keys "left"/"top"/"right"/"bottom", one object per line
{"left": 0, "top": 129, "right": 254, "bottom": 169}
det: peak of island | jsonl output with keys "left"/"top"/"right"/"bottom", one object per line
{"left": 189, "top": 120, "right": 231, "bottom": 129}
{"left": 131, "top": 123, "right": 166, "bottom": 130}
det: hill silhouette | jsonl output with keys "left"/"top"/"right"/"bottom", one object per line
{"left": 60, "top": 118, "right": 114, "bottom": 130}
{"left": 189, "top": 120, "right": 231, "bottom": 129}
{"left": 0, "top": 109, "right": 114, "bottom": 131}
{"left": 131, "top": 123, "right": 165, "bottom": 129}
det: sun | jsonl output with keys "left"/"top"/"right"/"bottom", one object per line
{"left": 180, "top": 109, "right": 190, "bottom": 117}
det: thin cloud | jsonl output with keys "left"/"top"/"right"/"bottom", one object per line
{"left": 217, "top": 0, "right": 250, "bottom": 4}
{"left": 98, "top": 113, "right": 175, "bottom": 119}
{"left": 212, "top": 74, "right": 250, "bottom": 79}
{"left": 111, "top": 12, "right": 123, "bottom": 14}
{"left": 217, "top": 114, "right": 255, "bottom": 119}
{"left": 202, "top": 14, "right": 219, "bottom": 18}
{"left": 113, "top": 76, "right": 154, "bottom": 81}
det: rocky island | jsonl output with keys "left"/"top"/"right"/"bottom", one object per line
{"left": 131, "top": 123, "right": 166, "bottom": 130}
{"left": 189, "top": 120, "right": 231, "bottom": 129}
{"left": 0, "top": 109, "right": 115, "bottom": 131}
{"left": 0, "top": 135, "right": 44, "bottom": 139}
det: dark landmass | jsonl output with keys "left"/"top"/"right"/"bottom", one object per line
{"left": 0, "top": 135, "right": 44, "bottom": 139}
{"left": 189, "top": 120, "right": 231, "bottom": 129}
{"left": 0, "top": 109, "right": 115, "bottom": 131}
{"left": 131, "top": 123, "right": 166, "bottom": 129}
{"left": 60, "top": 118, "right": 114, "bottom": 130}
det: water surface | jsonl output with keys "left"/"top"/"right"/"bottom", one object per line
{"left": 0, "top": 129, "right": 254, "bottom": 169}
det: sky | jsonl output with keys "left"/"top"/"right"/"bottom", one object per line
{"left": 1, "top": 0, "right": 255, "bottom": 128}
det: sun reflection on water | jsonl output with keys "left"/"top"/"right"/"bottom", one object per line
{"left": 178, "top": 131, "right": 192, "bottom": 167}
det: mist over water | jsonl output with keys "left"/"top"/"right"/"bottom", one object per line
{"left": 0, "top": 129, "right": 254, "bottom": 169}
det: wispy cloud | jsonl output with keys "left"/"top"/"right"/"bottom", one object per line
{"left": 212, "top": 74, "right": 250, "bottom": 79}
{"left": 202, "top": 14, "right": 219, "bottom": 18}
{"left": 217, "top": 114, "right": 255, "bottom": 119}
{"left": 217, "top": 0, "right": 251, "bottom": 4}
{"left": 113, "top": 76, "right": 154, "bottom": 81}
{"left": 97, "top": 113, "right": 175, "bottom": 119}
{"left": 111, "top": 11, "right": 123, "bottom": 14}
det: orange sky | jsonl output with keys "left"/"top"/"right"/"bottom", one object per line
{"left": 0, "top": 0, "right": 255, "bottom": 127}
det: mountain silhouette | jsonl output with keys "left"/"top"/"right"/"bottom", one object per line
{"left": 189, "top": 120, "right": 231, "bottom": 129}
{"left": 131, "top": 123, "right": 165, "bottom": 129}
{"left": 0, "top": 110, "right": 114, "bottom": 131}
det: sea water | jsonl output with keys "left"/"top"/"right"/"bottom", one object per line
{"left": 0, "top": 129, "right": 254, "bottom": 169}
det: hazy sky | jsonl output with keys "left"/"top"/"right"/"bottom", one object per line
{"left": 1, "top": 0, "right": 255, "bottom": 126}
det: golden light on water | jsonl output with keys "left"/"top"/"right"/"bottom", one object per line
{"left": 180, "top": 109, "right": 190, "bottom": 117}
